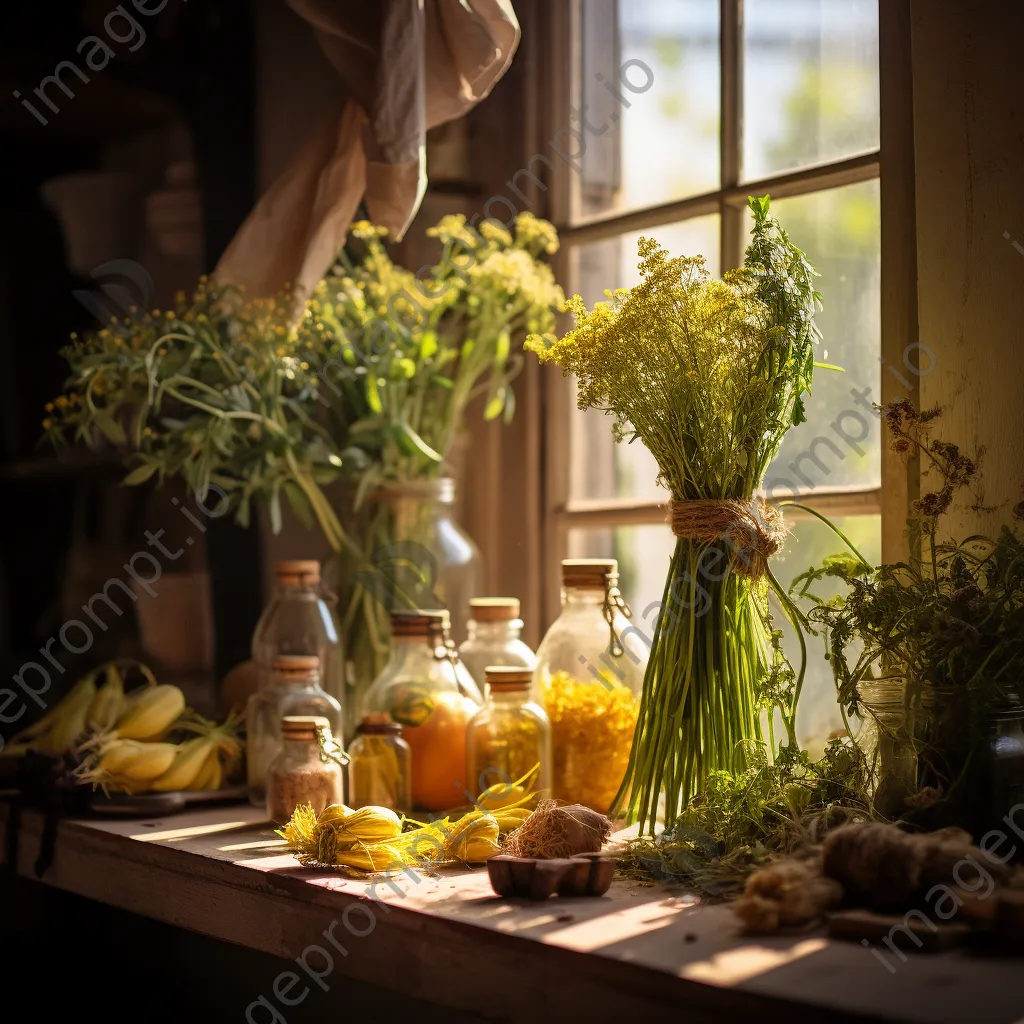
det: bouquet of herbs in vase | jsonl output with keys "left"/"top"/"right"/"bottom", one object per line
{"left": 793, "top": 401, "right": 1024, "bottom": 837}
{"left": 299, "top": 214, "right": 563, "bottom": 707}
{"left": 527, "top": 196, "right": 823, "bottom": 832}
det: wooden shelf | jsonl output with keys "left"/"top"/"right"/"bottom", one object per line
{"left": 2, "top": 804, "right": 1023, "bottom": 1022}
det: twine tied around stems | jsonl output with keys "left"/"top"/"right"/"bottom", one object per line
{"left": 667, "top": 497, "right": 785, "bottom": 578}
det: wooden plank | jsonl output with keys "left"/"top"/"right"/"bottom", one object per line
{"left": 879, "top": 0, "right": 919, "bottom": 564}
{"left": 557, "top": 488, "right": 883, "bottom": 529}
{"left": 3, "top": 804, "right": 1024, "bottom": 1023}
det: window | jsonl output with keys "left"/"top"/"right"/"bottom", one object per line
{"left": 542, "top": 0, "right": 885, "bottom": 749}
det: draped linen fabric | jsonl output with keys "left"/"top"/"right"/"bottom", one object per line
{"left": 215, "top": 0, "right": 519, "bottom": 299}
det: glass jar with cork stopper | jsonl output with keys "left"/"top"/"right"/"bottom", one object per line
{"left": 266, "top": 715, "right": 344, "bottom": 824}
{"left": 458, "top": 598, "right": 537, "bottom": 691}
{"left": 347, "top": 714, "right": 412, "bottom": 816}
{"left": 246, "top": 654, "right": 343, "bottom": 806}
{"left": 466, "top": 666, "right": 550, "bottom": 807}
{"left": 533, "top": 558, "right": 648, "bottom": 813}
{"left": 360, "top": 609, "right": 482, "bottom": 812}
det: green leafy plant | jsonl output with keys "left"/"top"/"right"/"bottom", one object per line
{"left": 305, "top": 215, "right": 563, "bottom": 495}
{"left": 792, "top": 401, "right": 1024, "bottom": 822}
{"left": 45, "top": 279, "right": 350, "bottom": 549}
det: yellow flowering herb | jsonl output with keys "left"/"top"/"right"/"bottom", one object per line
{"left": 528, "top": 196, "right": 823, "bottom": 832}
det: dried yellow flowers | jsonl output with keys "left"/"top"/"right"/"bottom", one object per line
{"left": 542, "top": 671, "right": 639, "bottom": 814}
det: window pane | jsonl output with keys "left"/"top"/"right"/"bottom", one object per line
{"left": 568, "top": 513, "right": 882, "bottom": 757}
{"left": 776, "top": 513, "right": 882, "bottom": 754}
{"left": 568, "top": 216, "right": 720, "bottom": 504}
{"left": 743, "top": 0, "right": 879, "bottom": 180}
{"left": 568, "top": 523, "right": 675, "bottom": 637}
{"left": 576, "top": 0, "right": 720, "bottom": 224}
{"left": 759, "top": 180, "right": 882, "bottom": 497}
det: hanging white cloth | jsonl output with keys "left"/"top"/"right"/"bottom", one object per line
{"left": 215, "top": 0, "right": 519, "bottom": 300}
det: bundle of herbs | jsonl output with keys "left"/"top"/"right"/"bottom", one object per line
{"left": 527, "top": 196, "right": 823, "bottom": 832}
{"left": 793, "top": 401, "right": 1024, "bottom": 834}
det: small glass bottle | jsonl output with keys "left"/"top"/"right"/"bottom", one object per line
{"left": 361, "top": 609, "right": 482, "bottom": 812}
{"left": 458, "top": 598, "right": 537, "bottom": 690}
{"left": 266, "top": 715, "right": 344, "bottom": 824}
{"left": 347, "top": 714, "right": 412, "bottom": 816}
{"left": 246, "top": 655, "right": 343, "bottom": 806}
{"left": 533, "top": 558, "right": 648, "bottom": 814}
{"left": 467, "top": 666, "right": 551, "bottom": 807}
{"left": 251, "top": 560, "right": 345, "bottom": 709}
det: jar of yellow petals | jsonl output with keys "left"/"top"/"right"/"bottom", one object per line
{"left": 533, "top": 559, "right": 647, "bottom": 814}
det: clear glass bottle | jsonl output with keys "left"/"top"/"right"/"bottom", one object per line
{"left": 458, "top": 598, "right": 537, "bottom": 690}
{"left": 266, "top": 715, "right": 344, "bottom": 824}
{"left": 533, "top": 558, "right": 648, "bottom": 814}
{"left": 246, "top": 655, "right": 343, "bottom": 806}
{"left": 251, "top": 560, "right": 345, "bottom": 709}
{"left": 347, "top": 714, "right": 412, "bottom": 816}
{"left": 467, "top": 666, "right": 551, "bottom": 807}
{"left": 360, "top": 609, "right": 482, "bottom": 812}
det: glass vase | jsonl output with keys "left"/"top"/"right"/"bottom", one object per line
{"left": 325, "top": 477, "right": 480, "bottom": 738}
{"left": 856, "top": 675, "right": 919, "bottom": 818}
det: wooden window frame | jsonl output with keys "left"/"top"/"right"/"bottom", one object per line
{"left": 534, "top": 0, "right": 917, "bottom": 624}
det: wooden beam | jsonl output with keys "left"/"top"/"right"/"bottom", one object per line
{"left": 879, "top": 0, "right": 919, "bottom": 563}
{"left": 558, "top": 151, "right": 880, "bottom": 247}
{"left": 557, "top": 488, "right": 883, "bottom": 529}
{"left": 720, "top": 0, "right": 745, "bottom": 272}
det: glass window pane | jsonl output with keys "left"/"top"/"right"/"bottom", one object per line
{"left": 776, "top": 513, "right": 882, "bottom": 754}
{"left": 567, "top": 216, "right": 720, "bottom": 504}
{"left": 743, "top": 0, "right": 879, "bottom": 180}
{"left": 568, "top": 513, "right": 882, "bottom": 757}
{"left": 576, "top": 0, "right": 720, "bottom": 224}
{"left": 567, "top": 523, "right": 676, "bottom": 638}
{"left": 758, "top": 180, "right": 882, "bottom": 497}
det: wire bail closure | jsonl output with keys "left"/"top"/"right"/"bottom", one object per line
{"left": 603, "top": 570, "right": 632, "bottom": 658}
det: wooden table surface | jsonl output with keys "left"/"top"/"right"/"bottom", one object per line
{"left": 3, "top": 802, "right": 1023, "bottom": 1023}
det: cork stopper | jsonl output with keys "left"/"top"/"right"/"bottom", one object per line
{"left": 281, "top": 714, "right": 330, "bottom": 741}
{"left": 561, "top": 558, "right": 618, "bottom": 590}
{"left": 272, "top": 654, "right": 320, "bottom": 680}
{"left": 484, "top": 666, "right": 534, "bottom": 691}
{"left": 391, "top": 608, "right": 450, "bottom": 639}
{"left": 355, "top": 713, "right": 403, "bottom": 737}
{"left": 275, "top": 560, "right": 321, "bottom": 585}
{"left": 469, "top": 597, "right": 521, "bottom": 622}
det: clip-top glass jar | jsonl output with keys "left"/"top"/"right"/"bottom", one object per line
{"left": 266, "top": 715, "right": 344, "bottom": 824}
{"left": 467, "top": 666, "right": 550, "bottom": 807}
{"left": 458, "top": 598, "right": 537, "bottom": 690}
{"left": 246, "top": 654, "right": 343, "bottom": 806}
{"left": 251, "top": 560, "right": 345, "bottom": 710}
{"left": 533, "top": 558, "right": 648, "bottom": 814}
{"left": 347, "top": 714, "right": 412, "bottom": 816}
{"left": 360, "top": 610, "right": 482, "bottom": 812}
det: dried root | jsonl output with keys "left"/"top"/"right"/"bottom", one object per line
{"left": 733, "top": 853, "right": 843, "bottom": 933}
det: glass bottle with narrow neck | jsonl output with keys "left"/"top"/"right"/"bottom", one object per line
{"left": 246, "top": 654, "right": 342, "bottom": 806}
{"left": 361, "top": 609, "right": 482, "bottom": 812}
{"left": 533, "top": 558, "right": 648, "bottom": 814}
{"left": 458, "top": 597, "right": 537, "bottom": 690}
{"left": 251, "top": 560, "right": 345, "bottom": 711}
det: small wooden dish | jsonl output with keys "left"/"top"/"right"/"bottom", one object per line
{"left": 487, "top": 853, "right": 615, "bottom": 900}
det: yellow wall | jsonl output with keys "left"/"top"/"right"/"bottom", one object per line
{"left": 912, "top": 0, "right": 1024, "bottom": 537}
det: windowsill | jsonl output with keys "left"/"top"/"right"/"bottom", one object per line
{"left": 1, "top": 803, "right": 1020, "bottom": 1021}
